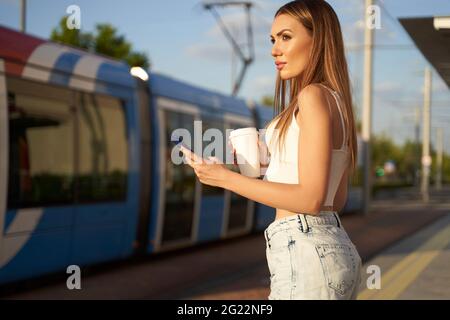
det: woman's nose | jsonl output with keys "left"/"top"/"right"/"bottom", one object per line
{"left": 271, "top": 44, "right": 282, "bottom": 58}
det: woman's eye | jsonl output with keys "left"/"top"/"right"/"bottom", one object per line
{"left": 271, "top": 35, "right": 290, "bottom": 44}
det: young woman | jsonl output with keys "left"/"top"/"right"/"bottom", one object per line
{"left": 181, "top": 0, "right": 362, "bottom": 300}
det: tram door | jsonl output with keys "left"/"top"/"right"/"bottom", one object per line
{"left": 159, "top": 109, "right": 197, "bottom": 249}
{"left": 223, "top": 119, "right": 255, "bottom": 237}
{"left": 196, "top": 117, "right": 226, "bottom": 242}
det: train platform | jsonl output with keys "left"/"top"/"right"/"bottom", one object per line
{"left": 357, "top": 211, "right": 450, "bottom": 300}
{"left": 1, "top": 186, "right": 449, "bottom": 300}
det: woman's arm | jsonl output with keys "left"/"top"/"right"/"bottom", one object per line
{"left": 224, "top": 171, "right": 322, "bottom": 214}
{"left": 223, "top": 85, "right": 333, "bottom": 215}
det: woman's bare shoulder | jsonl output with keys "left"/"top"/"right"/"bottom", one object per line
{"left": 297, "top": 83, "right": 331, "bottom": 125}
{"left": 298, "top": 83, "right": 329, "bottom": 103}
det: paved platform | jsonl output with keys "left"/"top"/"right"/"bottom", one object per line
{"left": 357, "top": 212, "right": 450, "bottom": 300}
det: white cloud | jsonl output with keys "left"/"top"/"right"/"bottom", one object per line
{"left": 185, "top": 42, "right": 231, "bottom": 61}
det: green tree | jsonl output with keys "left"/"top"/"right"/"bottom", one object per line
{"left": 126, "top": 52, "right": 150, "bottom": 71}
{"left": 260, "top": 95, "right": 274, "bottom": 108}
{"left": 369, "top": 132, "right": 450, "bottom": 187}
{"left": 94, "top": 24, "right": 131, "bottom": 59}
{"left": 441, "top": 153, "right": 450, "bottom": 184}
{"left": 355, "top": 119, "right": 362, "bottom": 133}
{"left": 50, "top": 17, "right": 93, "bottom": 49}
{"left": 50, "top": 17, "right": 150, "bottom": 69}
{"left": 371, "top": 133, "right": 401, "bottom": 169}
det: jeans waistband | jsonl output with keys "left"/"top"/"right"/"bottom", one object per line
{"left": 265, "top": 211, "right": 342, "bottom": 239}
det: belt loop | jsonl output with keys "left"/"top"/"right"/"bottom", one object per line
{"left": 299, "top": 214, "right": 309, "bottom": 233}
{"left": 297, "top": 215, "right": 304, "bottom": 232}
{"left": 333, "top": 212, "right": 341, "bottom": 228}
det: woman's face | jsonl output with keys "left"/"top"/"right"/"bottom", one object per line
{"left": 270, "top": 14, "right": 313, "bottom": 80}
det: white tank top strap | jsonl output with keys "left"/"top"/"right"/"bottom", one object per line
{"left": 317, "top": 83, "right": 347, "bottom": 150}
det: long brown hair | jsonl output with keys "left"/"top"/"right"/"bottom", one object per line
{"left": 266, "top": 0, "right": 358, "bottom": 177}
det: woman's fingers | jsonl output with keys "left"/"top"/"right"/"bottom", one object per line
{"left": 180, "top": 145, "right": 203, "bottom": 164}
{"left": 228, "top": 141, "right": 234, "bottom": 152}
{"left": 227, "top": 140, "right": 237, "bottom": 165}
{"left": 182, "top": 140, "right": 238, "bottom": 166}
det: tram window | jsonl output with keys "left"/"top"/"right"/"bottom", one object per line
{"left": 77, "top": 93, "right": 128, "bottom": 202}
{"left": 227, "top": 122, "right": 249, "bottom": 230}
{"left": 228, "top": 184, "right": 248, "bottom": 230}
{"left": 201, "top": 118, "right": 225, "bottom": 196}
{"left": 162, "top": 110, "right": 196, "bottom": 243}
{"left": 6, "top": 77, "right": 75, "bottom": 208}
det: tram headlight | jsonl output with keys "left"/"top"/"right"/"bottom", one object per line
{"left": 130, "top": 66, "right": 149, "bottom": 81}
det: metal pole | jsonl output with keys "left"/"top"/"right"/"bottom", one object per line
{"left": 246, "top": 3, "right": 254, "bottom": 60}
{"left": 231, "top": 28, "right": 236, "bottom": 93}
{"left": 415, "top": 106, "right": 420, "bottom": 187}
{"left": 20, "top": 0, "right": 26, "bottom": 32}
{"left": 421, "top": 67, "right": 432, "bottom": 203}
{"left": 436, "top": 127, "right": 443, "bottom": 191}
{"left": 362, "top": 0, "right": 374, "bottom": 215}
{"left": 203, "top": 1, "right": 254, "bottom": 96}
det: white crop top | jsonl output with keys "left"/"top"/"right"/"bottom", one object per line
{"left": 262, "top": 84, "right": 350, "bottom": 207}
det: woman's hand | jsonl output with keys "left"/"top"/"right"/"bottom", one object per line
{"left": 180, "top": 145, "right": 232, "bottom": 188}
{"left": 228, "top": 135, "right": 269, "bottom": 166}
{"left": 227, "top": 140, "right": 238, "bottom": 166}
{"left": 229, "top": 136, "right": 269, "bottom": 176}
{"left": 258, "top": 138, "right": 270, "bottom": 168}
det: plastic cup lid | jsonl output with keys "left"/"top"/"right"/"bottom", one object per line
{"left": 229, "top": 127, "right": 258, "bottom": 139}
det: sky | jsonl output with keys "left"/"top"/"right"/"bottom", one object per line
{"left": 1, "top": 0, "right": 450, "bottom": 153}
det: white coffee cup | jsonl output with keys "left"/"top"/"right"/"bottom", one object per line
{"left": 229, "top": 127, "right": 260, "bottom": 178}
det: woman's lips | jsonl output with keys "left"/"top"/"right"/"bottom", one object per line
{"left": 276, "top": 63, "right": 286, "bottom": 70}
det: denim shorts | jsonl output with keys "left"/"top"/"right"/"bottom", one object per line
{"left": 264, "top": 211, "right": 362, "bottom": 300}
